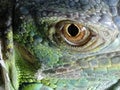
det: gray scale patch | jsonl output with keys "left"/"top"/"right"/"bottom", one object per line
{"left": 66, "top": 80, "right": 79, "bottom": 87}
{"left": 81, "top": 4, "right": 91, "bottom": 11}
{"left": 94, "top": 4, "right": 102, "bottom": 12}
{"left": 115, "top": 52, "right": 120, "bottom": 57}
{"left": 95, "top": 0, "right": 101, "bottom": 4}
{"left": 98, "top": 58, "right": 110, "bottom": 66}
{"left": 82, "top": 68, "right": 94, "bottom": 76}
{"left": 76, "top": 78, "right": 89, "bottom": 87}
{"left": 69, "top": 1, "right": 76, "bottom": 7}
{"left": 111, "top": 56, "right": 120, "bottom": 64}
{"left": 86, "top": 14, "right": 101, "bottom": 23}
{"left": 113, "top": 16, "right": 120, "bottom": 29}
{"left": 74, "top": 0, "right": 79, "bottom": 3}
{"left": 110, "top": 7, "right": 118, "bottom": 16}
{"left": 106, "top": 52, "right": 117, "bottom": 58}
{"left": 79, "top": 0, "right": 89, "bottom": 5}
{"left": 108, "top": 0, "right": 119, "bottom": 7}
{"left": 86, "top": 77, "right": 99, "bottom": 82}
{"left": 89, "top": 0, "right": 97, "bottom": 6}
{"left": 89, "top": 59, "right": 98, "bottom": 68}
{"left": 94, "top": 67, "right": 107, "bottom": 75}
{"left": 77, "top": 60, "right": 89, "bottom": 68}
{"left": 47, "top": 12, "right": 54, "bottom": 17}
{"left": 72, "top": 12, "right": 80, "bottom": 19}
{"left": 99, "top": 14, "right": 113, "bottom": 26}
{"left": 97, "top": 80, "right": 118, "bottom": 90}
{"left": 107, "top": 67, "right": 119, "bottom": 74}
{"left": 68, "top": 65, "right": 80, "bottom": 72}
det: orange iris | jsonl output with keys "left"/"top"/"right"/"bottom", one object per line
{"left": 60, "top": 23, "right": 92, "bottom": 46}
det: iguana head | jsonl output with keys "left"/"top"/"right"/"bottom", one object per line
{"left": 4, "top": 0, "right": 120, "bottom": 89}
{"left": 14, "top": 15, "right": 119, "bottom": 80}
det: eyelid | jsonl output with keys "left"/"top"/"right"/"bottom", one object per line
{"left": 56, "top": 20, "right": 95, "bottom": 46}
{"left": 48, "top": 19, "right": 119, "bottom": 53}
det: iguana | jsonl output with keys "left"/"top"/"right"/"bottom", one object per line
{"left": 1, "top": 0, "right": 120, "bottom": 90}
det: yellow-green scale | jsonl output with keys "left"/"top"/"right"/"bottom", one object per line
{"left": 15, "top": 47, "right": 41, "bottom": 89}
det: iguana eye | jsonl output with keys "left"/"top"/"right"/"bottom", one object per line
{"left": 60, "top": 23, "right": 92, "bottom": 46}
{"left": 48, "top": 20, "right": 118, "bottom": 52}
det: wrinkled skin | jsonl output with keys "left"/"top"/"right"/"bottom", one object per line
{"left": 1, "top": 0, "right": 120, "bottom": 90}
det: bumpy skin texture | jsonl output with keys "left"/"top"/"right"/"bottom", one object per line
{"left": 1, "top": 0, "right": 120, "bottom": 90}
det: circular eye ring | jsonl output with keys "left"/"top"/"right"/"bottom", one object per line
{"left": 60, "top": 22, "right": 93, "bottom": 46}
{"left": 62, "top": 23, "right": 85, "bottom": 41}
{"left": 66, "top": 24, "right": 80, "bottom": 37}
{"left": 51, "top": 20, "right": 98, "bottom": 47}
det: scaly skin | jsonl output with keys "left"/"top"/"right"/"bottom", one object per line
{"left": 1, "top": 0, "right": 120, "bottom": 90}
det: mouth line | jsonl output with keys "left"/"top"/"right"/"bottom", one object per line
{"left": 42, "top": 67, "right": 82, "bottom": 79}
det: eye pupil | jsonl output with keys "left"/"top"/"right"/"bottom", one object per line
{"left": 67, "top": 24, "right": 79, "bottom": 37}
